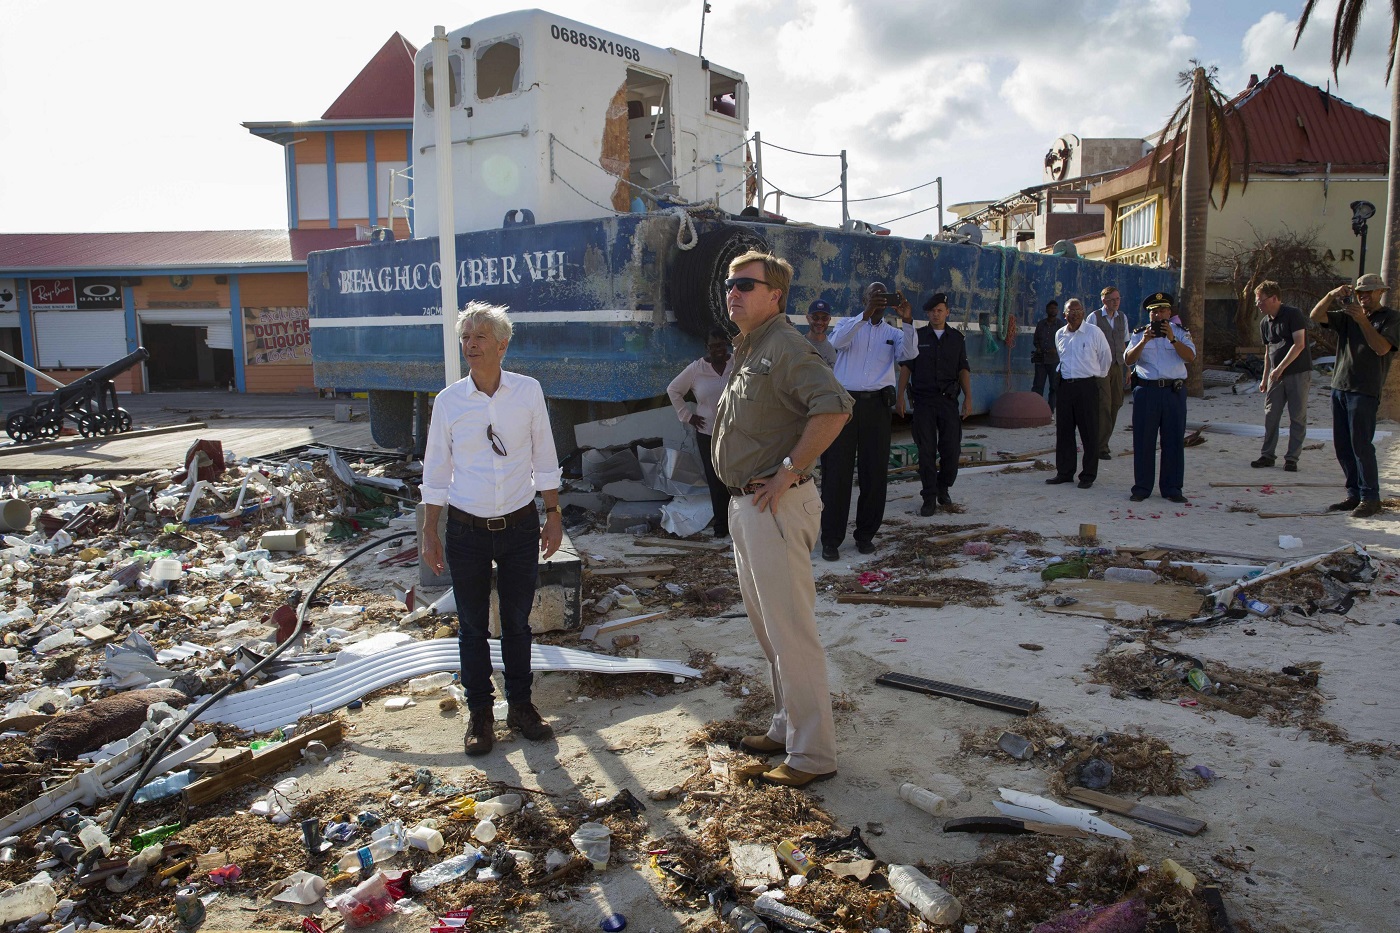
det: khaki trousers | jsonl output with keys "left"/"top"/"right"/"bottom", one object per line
{"left": 730, "top": 479, "right": 837, "bottom": 773}
{"left": 1097, "top": 361, "right": 1125, "bottom": 457}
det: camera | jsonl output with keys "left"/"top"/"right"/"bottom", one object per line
{"left": 878, "top": 291, "right": 904, "bottom": 307}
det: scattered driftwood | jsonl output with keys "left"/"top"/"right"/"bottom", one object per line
{"left": 632, "top": 536, "right": 729, "bottom": 551}
{"left": 836, "top": 594, "right": 946, "bottom": 608}
{"left": 183, "top": 720, "right": 344, "bottom": 807}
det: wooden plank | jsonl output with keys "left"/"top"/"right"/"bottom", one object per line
{"left": 183, "top": 720, "right": 343, "bottom": 807}
{"left": 927, "top": 526, "right": 1010, "bottom": 545}
{"left": 589, "top": 563, "right": 674, "bottom": 577}
{"left": 633, "top": 536, "right": 730, "bottom": 551}
{"left": 1045, "top": 580, "right": 1206, "bottom": 623}
{"left": 186, "top": 746, "right": 253, "bottom": 774}
{"left": 1257, "top": 510, "right": 1345, "bottom": 519}
{"left": 0, "top": 422, "right": 208, "bottom": 458}
{"left": 1064, "top": 787, "right": 1207, "bottom": 836}
{"left": 1191, "top": 692, "right": 1257, "bottom": 719}
{"left": 0, "top": 713, "right": 52, "bottom": 733}
{"left": 579, "top": 611, "right": 667, "bottom": 643}
{"left": 837, "top": 594, "right": 946, "bottom": 608}
{"left": 1209, "top": 481, "right": 1339, "bottom": 488}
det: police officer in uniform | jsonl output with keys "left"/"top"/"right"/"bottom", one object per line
{"left": 896, "top": 292, "right": 971, "bottom": 515}
{"left": 1124, "top": 292, "right": 1196, "bottom": 503}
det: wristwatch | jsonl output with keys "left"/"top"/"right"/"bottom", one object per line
{"left": 781, "top": 456, "right": 809, "bottom": 477}
{"left": 544, "top": 505, "right": 560, "bottom": 515}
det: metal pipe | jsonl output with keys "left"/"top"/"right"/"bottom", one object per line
{"left": 936, "top": 176, "right": 944, "bottom": 233}
{"left": 753, "top": 132, "right": 764, "bottom": 210}
{"left": 431, "top": 25, "right": 462, "bottom": 388}
{"left": 0, "top": 349, "right": 65, "bottom": 389}
{"left": 840, "top": 149, "right": 850, "bottom": 231}
{"left": 416, "top": 126, "right": 530, "bottom": 153}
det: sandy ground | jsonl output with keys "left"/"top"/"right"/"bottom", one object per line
{"left": 198, "top": 378, "right": 1398, "bottom": 933}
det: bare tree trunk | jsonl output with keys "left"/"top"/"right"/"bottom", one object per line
{"left": 1379, "top": 47, "right": 1400, "bottom": 421}
{"left": 1179, "top": 67, "right": 1209, "bottom": 397}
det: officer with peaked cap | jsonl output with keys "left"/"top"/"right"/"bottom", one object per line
{"left": 1124, "top": 292, "right": 1196, "bottom": 503}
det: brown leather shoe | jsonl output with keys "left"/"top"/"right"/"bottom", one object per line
{"left": 464, "top": 712, "right": 494, "bottom": 756}
{"left": 759, "top": 763, "right": 837, "bottom": 787}
{"left": 1351, "top": 500, "right": 1383, "bottom": 518}
{"left": 740, "top": 734, "right": 786, "bottom": 756}
{"left": 506, "top": 703, "right": 554, "bottom": 742}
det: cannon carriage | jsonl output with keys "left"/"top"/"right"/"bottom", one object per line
{"left": 5, "top": 347, "right": 149, "bottom": 443}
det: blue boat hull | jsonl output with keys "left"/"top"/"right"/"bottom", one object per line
{"left": 307, "top": 214, "right": 1172, "bottom": 414}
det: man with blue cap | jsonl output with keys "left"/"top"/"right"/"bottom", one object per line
{"left": 1124, "top": 292, "right": 1196, "bottom": 503}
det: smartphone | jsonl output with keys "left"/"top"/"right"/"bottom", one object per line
{"left": 1151, "top": 320, "right": 1168, "bottom": 338}
{"left": 880, "top": 291, "right": 904, "bottom": 307}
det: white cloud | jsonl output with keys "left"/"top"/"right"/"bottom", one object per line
{"left": 1237, "top": 8, "right": 1393, "bottom": 117}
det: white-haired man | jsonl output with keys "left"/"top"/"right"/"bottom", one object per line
{"left": 421, "top": 302, "right": 563, "bottom": 756}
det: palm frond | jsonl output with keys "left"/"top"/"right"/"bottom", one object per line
{"left": 1149, "top": 66, "right": 1251, "bottom": 210}
{"left": 1295, "top": 0, "right": 1400, "bottom": 82}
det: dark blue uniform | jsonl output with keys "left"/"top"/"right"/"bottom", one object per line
{"left": 1130, "top": 321, "right": 1195, "bottom": 499}
{"left": 900, "top": 324, "right": 969, "bottom": 503}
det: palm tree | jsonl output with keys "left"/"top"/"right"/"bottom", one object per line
{"left": 1150, "top": 63, "right": 1250, "bottom": 396}
{"left": 1295, "top": 1, "right": 1400, "bottom": 417}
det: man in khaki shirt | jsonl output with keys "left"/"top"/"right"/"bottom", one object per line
{"left": 713, "top": 250, "right": 852, "bottom": 787}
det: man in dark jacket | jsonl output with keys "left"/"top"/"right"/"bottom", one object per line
{"left": 1031, "top": 300, "right": 1062, "bottom": 410}
{"left": 896, "top": 293, "right": 971, "bottom": 515}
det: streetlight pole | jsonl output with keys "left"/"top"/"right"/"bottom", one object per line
{"left": 1351, "top": 200, "right": 1376, "bottom": 277}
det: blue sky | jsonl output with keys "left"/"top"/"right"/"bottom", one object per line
{"left": 0, "top": 1, "right": 1392, "bottom": 238}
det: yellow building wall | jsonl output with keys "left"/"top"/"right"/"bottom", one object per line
{"left": 238, "top": 273, "right": 314, "bottom": 394}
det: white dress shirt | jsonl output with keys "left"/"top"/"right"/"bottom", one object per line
{"left": 421, "top": 369, "right": 562, "bottom": 517}
{"left": 830, "top": 314, "right": 907, "bottom": 390}
{"left": 1056, "top": 323, "right": 1113, "bottom": 379}
{"left": 666, "top": 357, "right": 733, "bottom": 436}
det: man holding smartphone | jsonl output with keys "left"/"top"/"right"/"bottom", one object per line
{"left": 1124, "top": 292, "right": 1196, "bottom": 503}
{"left": 1309, "top": 273, "right": 1400, "bottom": 517}
{"left": 821, "top": 282, "right": 910, "bottom": 560}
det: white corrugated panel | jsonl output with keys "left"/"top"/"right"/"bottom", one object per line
{"left": 35, "top": 311, "right": 127, "bottom": 368}
{"left": 0, "top": 313, "right": 19, "bottom": 328}
{"left": 205, "top": 322, "right": 233, "bottom": 350}
{"left": 137, "top": 309, "right": 230, "bottom": 325}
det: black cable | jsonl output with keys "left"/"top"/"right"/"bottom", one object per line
{"left": 82, "top": 530, "right": 414, "bottom": 874}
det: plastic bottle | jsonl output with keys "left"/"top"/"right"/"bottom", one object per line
{"left": 1103, "top": 567, "right": 1161, "bottom": 584}
{"left": 408, "top": 672, "right": 455, "bottom": 694}
{"left": 77, "top": 820, "right": 112, "bottom": 856}
{"left": 473, "top": 819, "right": 497, "bottom": 843}
{"left": 719, "top": 902, "right": 770, "bottom": 933}
{"left": 132, "top": 770, "right": 192, "bottom": 804}
{"left": 0, "top": 879, "right": 57, "bottom": 925}
{"left": 335, "top": 835, "right": 405, "bottom": 873}
{"left": 328, "top": 603, "right": 366, "bottom": 617}
{"left": 887, "top": 864, "right": 962, "bottom": 926}
{"left": 473, "top": 793, "right": 522, "bottom": 818}
{"left": 410, "top": 847, "right": 484, "bottom": 892}
{"left": 898, "top": 782, "right": 948, "bottom": 816}
{"left": 752, "top": 893, "right": 821, "bottom": 929}
{"left": 34, "top": 629, "right": 76, "bottom": 654}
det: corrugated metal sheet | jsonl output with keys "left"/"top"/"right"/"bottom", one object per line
{"left": 0, "top": 230, "right": 295, "bottom": 272}
{"left": 321, "top": 33, "right": 418, "bottom": 120}
{"left": 1230, "top": 67, "right": 1388, "bottom": 170}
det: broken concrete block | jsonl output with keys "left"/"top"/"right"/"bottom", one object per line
{"left": 606, "top": 500, "right": 664, "bottom": 533}
{"left": 260, "top": 528, "right": 307, "bottom": 552}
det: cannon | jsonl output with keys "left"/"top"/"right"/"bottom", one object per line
{"left": 5, "top": 347, "right": 150, "bottom": 443}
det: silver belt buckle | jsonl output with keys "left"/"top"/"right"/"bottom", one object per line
{"left": 486, "top": 516, "right": 508, "bottom": 531}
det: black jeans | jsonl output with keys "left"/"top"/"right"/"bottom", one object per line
{"left": 1032, "top": 363, "right": 1060, "bottom": 411}
{"left": 911, "top": 394, "right": 961, "bottom": 500}
{"left": 1055, "top": 378, "right": 1100, "bottom": 483}
{"left": 1332, "top": 389, "right": 1381, "bottom": 500}
{"left": 444, "top": 514, "right": 540, "bottom": 713}
{"left": 821, "top": 392, "right": 891, "bottom": 547}
{"left": 695, "top": 431, "right": 733, "bottom": 537}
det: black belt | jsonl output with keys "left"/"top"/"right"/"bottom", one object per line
{"left": 447, "top": 501, "right": 537, "bottom": 531}
{"left": 848, "top": 389, "right": 884, "bottom": 398}
{"left": 1061, "top": 376, "right": 1096, "bottom": 383}
{"left": 1134, "top": 377, "right": 1185, "bottom": 390}
{"left": 726, "top": 474, "right": 814, "bottom": 497}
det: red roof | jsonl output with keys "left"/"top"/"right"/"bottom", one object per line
{"left": 289, "top": 228, "right": 362, "bottom": 259}
{"left": 322, "top": 33, "right": 418, "bottom": 120}
{"left": 0, "top": 231, "right": 296, "bottom": 272}
{"left": 1228, "top": 66, "right": 1388, "bottom": 170}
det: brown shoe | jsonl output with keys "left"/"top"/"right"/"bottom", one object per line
{"left": 464, "top": 712, "right": 494, "bottom": 756}
{"left": 740, "top": 734, "right": 786, "bottom": 756}
{"left": 759, "top": 763, "right": 838, "bottom": 787}
{"left": 1351, "top": 500, "right": 1383, "bottom": 518}
{"left": 506, "top": 703, "right": 554, "bottom": 742}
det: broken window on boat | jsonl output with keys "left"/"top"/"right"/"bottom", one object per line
{"left": 476, "top": 37, "right": 522, "bottom": 100}
{"left": 708, "top": 69, "right": 741, "bottom": 120}
{"left": 422, "top": 52, "right": 463, "bottom": 111}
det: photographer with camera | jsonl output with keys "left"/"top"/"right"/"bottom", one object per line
{"left": 896, "top": 293, "right": 971, "bottom": 516}
{"left": 1124, "top": 292, "right": 1196, "bottom": 504}
{"left": 821, "top": 281, "right": 911, "bottom": 560}
{"left": 1309, "top": 273, "right": 1400, "bottom": 518}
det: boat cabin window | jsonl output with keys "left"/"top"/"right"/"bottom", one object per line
{"left": 708, "top": 71, "right": 740, "bottom": 120}
{"left": 626, "top": 69, "right": 674, "bottom": 194}
{"left": 476, "top": 37, "right": 522, "bottom": 100}
{"left": 422, "top": 52, "right": 463, "bottom": 111}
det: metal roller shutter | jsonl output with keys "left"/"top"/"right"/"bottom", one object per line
{"left": 34, "top": 311, "right": 127, "bottom": 368}
{"left": 205, "top": 323, "right": 233, "bottom": 350}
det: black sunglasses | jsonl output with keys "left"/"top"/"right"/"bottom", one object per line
{"left": 486, "top": 424, "right": 507, "bottom": 457}
{"left": 724, "top": 277, "right": 770, "bottom": 292}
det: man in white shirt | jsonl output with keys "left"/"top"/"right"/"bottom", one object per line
{"left": 421, "top": 302, "right": 563, "bottom": 757}
{"left": 1047, "top": 298, "right": 1113, "bottom": 488}
{"left": 820, "top": 282, "right": 910, "bottom": 560}
{"left": 1087, "top": 286, "right": 1129, "bottom": 460}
